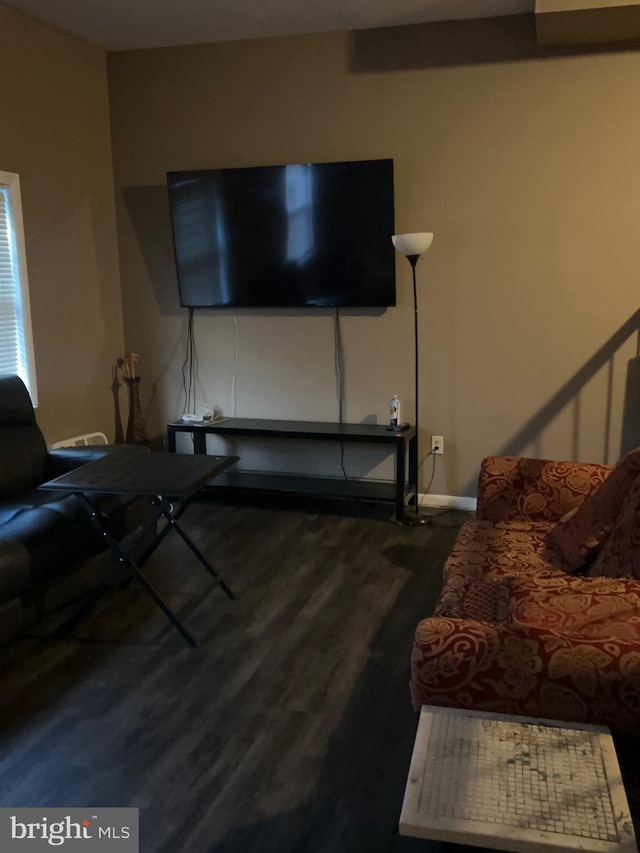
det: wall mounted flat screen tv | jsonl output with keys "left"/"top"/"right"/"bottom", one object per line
{"left": 167, "top": 158, "right": 395, "bottom": 308}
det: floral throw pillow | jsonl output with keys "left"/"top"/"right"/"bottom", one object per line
{"left": 589, "top": 471, "right": 640, "bottom": 579}
{"left": 548, "top": 447, "right": 640, "bottom": 573}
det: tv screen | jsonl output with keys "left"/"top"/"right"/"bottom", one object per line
{"left": 167, "top": 159, "right": 395, "bottom": 308}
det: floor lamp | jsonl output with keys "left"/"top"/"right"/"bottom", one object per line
{"left": 392, "top": 232, "right": 434, "bottom": 525}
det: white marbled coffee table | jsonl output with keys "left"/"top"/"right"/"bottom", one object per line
{"left": 400, "top": 706, "right": 637, "bottom": 853}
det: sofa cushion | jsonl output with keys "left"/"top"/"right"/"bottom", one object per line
{"left": 476, "top": 456, "right": 611, "bottom": 523}
{"left": 547, "top": 507, "right": 601, "bottom": 572}
{"left": 410, "top": 616, "right": 640, "bottom": 733}
{"left": 0, "top": 492, "right": 130, "bottom": 594}
{"left": 0, "top": 536, "right": 31, "bottom": 601}
{"left": 0, "top": 505, "right": 25, "bottom": 525}
{"left": 0, "top": 425, "right": 47, "bottom": 499}
{"left": 0, "top": 506, "right": 93, "bottom": 589}
{"left": 444, "top": 519, "right": 567, "bottom": 583}
{"left": 508, "top": 574, "right": 640, "bottom": 640}
{"left": 588, "top": 471, "right": 640, "bottom": 580}
{"left": 0, "top": 485, "right": 127, "bottom": 514}
{"left": 0, "top": 597, "right": 27, "bottom": 644}
{"left": 548, "top": 447, "right": 640, "bottom": 572}
{"left": 0, "top": 376, "right": 47, "bottom": 497}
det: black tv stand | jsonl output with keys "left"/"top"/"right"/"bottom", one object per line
{"left": 167, "top": 418, "right": 417, "bottom": 523}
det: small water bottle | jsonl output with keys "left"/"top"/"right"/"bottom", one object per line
{"left": 390, "top": 395, "right": 401, "bottom": 427}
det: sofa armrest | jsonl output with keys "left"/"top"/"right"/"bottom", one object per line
{"left": 475, "top": 455, "right": 611, "bottom": 523}
{"left": 43, "top": 444, "right": 149, "bottom": 479}
{"left": 410, "top": 617, "right": 640, "bottom": 732}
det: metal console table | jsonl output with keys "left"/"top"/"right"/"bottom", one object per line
{"left": 167, "top": 418, "right": 417, "bottom": 523}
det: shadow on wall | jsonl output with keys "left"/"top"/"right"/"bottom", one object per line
{"left": 349, "top": 13, "right": 640, "bottom": 72}
{"left": 462, "top": 308, "right": 640, "bottom": 495}
{"left": 122, "top": 185, "right": 183, "bottom": 317}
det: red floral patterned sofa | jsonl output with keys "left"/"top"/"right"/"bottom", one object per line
{"left": 410, "top": 452, "right": 640, "bottom": 733}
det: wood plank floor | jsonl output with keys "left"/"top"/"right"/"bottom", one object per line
{"left": 0, "top": 502, "right": 466, "bottom": 852}
{"left": 0, "top": 501, "right": 636, "bottom": 853}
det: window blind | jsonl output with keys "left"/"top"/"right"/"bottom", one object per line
{"left": 0, "top": 185, "right": 29, "bottom": 381}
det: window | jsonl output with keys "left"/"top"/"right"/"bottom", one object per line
{"left": 0, "top": 170, "right": 37, "bottom": 403}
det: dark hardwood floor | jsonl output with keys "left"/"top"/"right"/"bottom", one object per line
{"left": 0, "top": 501, "right": 472, "bottom": 852}
{"left": 1, "top": 501, "right": 637, "bottom": 853}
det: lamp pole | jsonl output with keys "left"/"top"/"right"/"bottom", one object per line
{"left": 391, "top": 232, "right": 434, "bottom": 526}
{"left": 408, "top": 254, "right": 420, "bottom": 515}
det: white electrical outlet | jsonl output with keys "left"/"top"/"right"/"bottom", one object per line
{"left": 431, "top": 435, "right": 444, "bottom": 455}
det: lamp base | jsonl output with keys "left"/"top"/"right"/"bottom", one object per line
{"left": 400, "top": 506, "right": 431, "bottom": 526}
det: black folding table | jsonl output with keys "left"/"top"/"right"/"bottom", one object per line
{"left": 40, "top": 451, "right": 239, "bottom": 647}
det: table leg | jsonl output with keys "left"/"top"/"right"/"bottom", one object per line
{"left": 159, "top": 506, "right": 236, "bottom": 600}
{"left": 193, "top": 431, "right": 206, "bottom": 454}
{"left": 76, "top": 493, "right": 200, "bottom": 647}
{"left": 134, "top": 498, "right": 192, "bottom": 569}
{"left": 167, "top": 427, "right": 177, "bottom": 453}
{"left": 395, "top": 438, "right": 407, "bottom": 523}
{"left": 408, "top": 433, "right": 419, "bottom": 512}
{"left": 127, "top": 559, "right": 199, "bottom": 648}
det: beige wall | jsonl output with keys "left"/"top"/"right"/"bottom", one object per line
{"left": 0, "top": 3, "right": 124, "bottom": 443}
{"left": 536, "top": 0, "right": 640, "bottom": 45}
{"left": 108, "top": 19, "right": 640, "bottom": 497}
{"left": 537, "top": 0, "right": 638, "bottom": 11}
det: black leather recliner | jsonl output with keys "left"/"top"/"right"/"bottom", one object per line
{"left": 0, "top": 374, "right": 147, "bottom": 643}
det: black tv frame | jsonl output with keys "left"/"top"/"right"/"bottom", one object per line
{"left": 167, "top": 158, "right": 396, "bottom": 309}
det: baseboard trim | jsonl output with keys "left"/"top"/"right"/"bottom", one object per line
{"left": 418, "top": 493, "right": 477, "bottom": 512}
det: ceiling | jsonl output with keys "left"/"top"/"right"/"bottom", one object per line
{"left": 3, "top": 0, "right": 535, "bottom": 52}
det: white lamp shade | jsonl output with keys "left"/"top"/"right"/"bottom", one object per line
{"left": 392, "top": 232, "right": 434, "bottom": 257}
